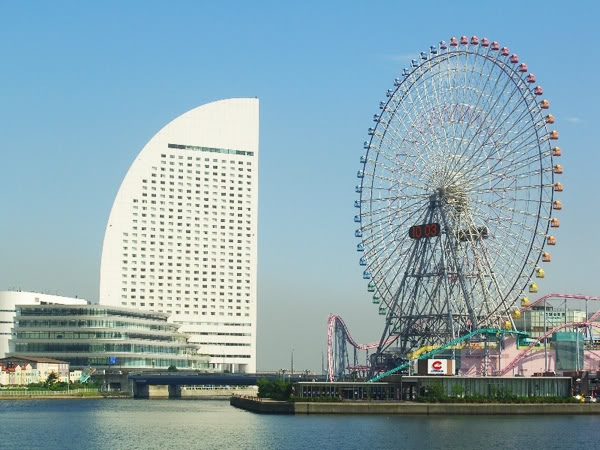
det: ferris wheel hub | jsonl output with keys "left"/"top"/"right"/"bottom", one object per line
{"left": 437, "top": 183, "right": 469, "bottom": 214}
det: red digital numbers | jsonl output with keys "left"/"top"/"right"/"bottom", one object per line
{"left": 409, "top": 223, "right": 440, "bottom": 240}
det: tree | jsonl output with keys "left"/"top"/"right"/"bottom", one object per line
{"left": 167, "top": 365, "right": 178, "bottom": 372}
{"left": 257, "top": 379, "right": 293, "bottom": 401}
{"left": 45, "top": 372, "right": 59, "bottom": 386}
{"left": 451, "top": 384, "right": 465, "bottom": 398}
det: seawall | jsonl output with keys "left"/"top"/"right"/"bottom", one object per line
{"left": 230, "top": 397, "right": 600, "bottom": 415}
{"left": 230, "top": 396, "right": 294, "bottom": 413}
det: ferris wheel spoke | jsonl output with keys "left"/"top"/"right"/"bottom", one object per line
{"left": 468, "top": 196, "right": 547, "bottom": 220}
{"left": 391, "top": 72, "right": 461, "bottom": 155}
{"left": 467, "top": 183, "right": 546, "bottom": 195}
{"left": 468, "top": 157, "right": 551, "bottom": 193}
{"left": 466, "top": 141, "right": 549, "bottom": 185}
{"left": 453, "top": 88, "right": 541, "bottom": 181}
{"left": 361, "top": 208, "right": 429, "bottom": 257}
{"left": 361, "top": 199, "right": 427, "bottom": 232}
{"left": 469, "top": 142, "right": 544, "bottom": 178}
{"left": 362, "top": 192, "right": 431, "bottom": 205}
{"left": 447, "top": 67, "right": 527, "bottom": 178}
{"left": 466, "top": 211, "right": 544, "bottom": 276}
{"left": 464, "top": 114, "right": 547, "bottom": 181}
{"left": 367, "top": 205, "right": 436, "bottom": 284}
{"left": 414, "top": 67, "right": 459, "bottom": 166}
{"left": 387, "top": 91, "right": 450, "bottom": 176}
{"left": 363, "top": 208, "right": 429, "bottom": 262}
{"left": 460, "top": 213, "right": 537, "bottom": 276}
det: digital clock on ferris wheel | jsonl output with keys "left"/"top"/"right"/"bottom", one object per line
{"left": 408, "top": 223, "right": 440, "bottom": 240}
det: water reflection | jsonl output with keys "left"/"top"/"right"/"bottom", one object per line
{"left": 1, "top": 399, "right": 598, "bottom": 450}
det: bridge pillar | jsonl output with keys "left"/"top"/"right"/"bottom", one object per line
{"left": 168, "top": 384, "right": 181, "bottom": 399}
{"left": 133, "top": 383, "right": 149, "bottom": 399}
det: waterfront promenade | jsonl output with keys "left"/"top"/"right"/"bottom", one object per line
{"left": 0, "top": 388, "right": 102, "bottom": 399}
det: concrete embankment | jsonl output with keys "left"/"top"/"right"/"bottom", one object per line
{"left": 231, "top": 397, "right": 600, "bottom": 415}
{"left": 230, "top": 396, "right": 294, "bottom": 413}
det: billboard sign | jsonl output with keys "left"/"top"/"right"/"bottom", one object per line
{"left": 427, "top": 359, "right": 447, "bottom": 374}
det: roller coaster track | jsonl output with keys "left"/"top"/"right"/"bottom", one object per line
{"left": 369, "top": 328, "right": 528, "bottom": 382}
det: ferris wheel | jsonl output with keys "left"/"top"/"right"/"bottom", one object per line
{"left": 355, "top": 36, "right": 563, "bottom": 365}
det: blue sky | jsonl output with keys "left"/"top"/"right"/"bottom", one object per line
{"left": 0, "top": 1, "right": 598, "bottom": 371}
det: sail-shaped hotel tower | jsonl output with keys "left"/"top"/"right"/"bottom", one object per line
{"left": 99, "top": 98, "right": 258, "bottom": 372}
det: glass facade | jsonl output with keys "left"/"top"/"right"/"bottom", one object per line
{"left": 8, "top": 305, "right": 210, "bottom": 370}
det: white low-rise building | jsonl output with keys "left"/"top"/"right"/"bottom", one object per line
{"left": 0, "top": 290, "right": 87, "bottom": 358}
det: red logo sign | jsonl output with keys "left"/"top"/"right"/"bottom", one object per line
{"left": 432, "top": 361, "right": 443, "bottom": 370}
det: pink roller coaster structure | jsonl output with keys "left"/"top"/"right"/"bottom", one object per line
{"left": 327, "top": 314, "right": 399, "bottom": 381}
{"left": 328, "top": 294, "right": 600, "bottom": 381}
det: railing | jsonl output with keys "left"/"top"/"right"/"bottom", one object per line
{"left": 0, "top": 388, "right": 98, "bottom": 396}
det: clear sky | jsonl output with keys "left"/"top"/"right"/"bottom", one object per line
{"left": 1, "top": 1, "right": 598, "bottom": 372}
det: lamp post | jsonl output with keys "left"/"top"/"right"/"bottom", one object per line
{"left": 291, "top": 349, "right": 294, "bottom": 377}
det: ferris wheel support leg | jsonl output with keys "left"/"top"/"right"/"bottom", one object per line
{"left": 473, "top": 215, "right": 516, "bottom": 330}
{"left": 369, "top": 206, "right": 440, "bottom": 378}
{"left": 368, "top": 234, "right": 426, "bottom": 378}
{"left": 438, "top": 200, "right": 478, "bottom": 330}
{"left": 368, "top": 276, "right": 408, "bottom": 378}
{"left": 438, "top": 230, "right": 456, "bottom": 362}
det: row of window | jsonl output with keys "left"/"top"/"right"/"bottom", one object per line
{"left": 13, "top": 342, "right": 195, "bottom": 355}
{"left": 195, "top": 332, "right": 252, "bottom": 336}
{"left": 197, "top": 342, "right": 251, "bottom": 347}
{"left": 135, "top": 310, "right": 249, "bottom": 317}
{"left": 176, "top": 321, "right": 252, "bottom": 327}
{"left": 15, "top": 319, "right": 175, "bottom": 332}
{"left": 167, "top": 143, "right": 255, "bottom": 157}
{"left": 23, "top": 356, "right": 208, "bottom": 369}
{"left": 16, "top": 307, "right": 167, "bottom": 322}
{"left": 14, "top": 331, "right": 186, "bottom": 343}
{"left": 104, "top": 144, "right": 256, "bottom": 331}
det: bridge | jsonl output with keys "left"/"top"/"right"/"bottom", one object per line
{"left": 127, "top": 372, "right": 325, "bottom": 398}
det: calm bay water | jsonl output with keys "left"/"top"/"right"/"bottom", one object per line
{"left": 1, "top": 399, "right": 599, "bottom": 450}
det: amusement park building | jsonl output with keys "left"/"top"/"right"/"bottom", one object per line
{"left": 0, "top": 290, "right": 87, "bottom": 358}
{"left": 99, "top": 98, "right": 259, "bottom": 373}
{"left": 512, "top": 306, "right": 587, "bottom": 339}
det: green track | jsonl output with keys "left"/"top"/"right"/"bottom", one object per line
{"left": 369, "top": 328, "right": 528, "bottom": 382}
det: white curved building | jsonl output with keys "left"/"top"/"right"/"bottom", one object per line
{"left": 0, "top": 290, "right": 87, "bottom": 358}
{"left": 99, "top": 98, "right": 258, "bottom": 373}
